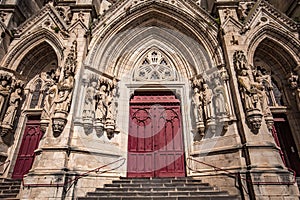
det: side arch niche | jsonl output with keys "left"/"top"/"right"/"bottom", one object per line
{"left": 251, "top": 36, "right": 300, "bottom": 176}
{"left": 1, "top": 40, "right": 61, "bottom": 178}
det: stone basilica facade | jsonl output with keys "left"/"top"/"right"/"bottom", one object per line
{"left": 0, "top": 0, "right": 299, "bottom": 199}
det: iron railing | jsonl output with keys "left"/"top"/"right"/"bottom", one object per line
{"left": 22, "top": 157, "right": 126, "bottom": 190}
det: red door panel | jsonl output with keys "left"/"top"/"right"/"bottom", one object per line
{"left": 127, "top": 93, "right": 185, "bottom": 178}
{"left": 12, "top": 119, "right": 43, "bottom": 179}
{"left": 273, "top": 115, "right": 300, "bottom": 176}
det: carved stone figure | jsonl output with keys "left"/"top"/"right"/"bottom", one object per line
{"left": 238, "top": 69, "right": 262, "bottom": 111}
{"left": 95, "top": 85, "right": 107, "bottom": 122}
{"left": 288, "top": 72, "right": 298, "bottom": 89}
{"left": 233, "top": 51, "right": 247, "bottom": 71}
{"left": 41, "top": 70, "right": 59, "bottom": 118}
{"left": 296, "top": 88, "right": 300, "bottom": 111}
{"left": 202, "top": 83, "right": 214, "bottom": 120}
{"left": 54, "top": 69, "right": 74, "bottom": 112}
{"left": 213, "top": 79, "right": 228, "bottom": 116}
{"left": 253, "top": 68, "right": 272, "bottom": 116}
{"left": 51, "top": 40, "right": 77, "bottom": 135}
{"left": 2, "top": 88, "right": 22, "bottom": 128}
{"left": 234, "top": 51, "right": 264, "bottom": 133}
{"left": 105, "top": 85, "right": 117, "bottom": 139}
{"left": 0, "top": 74, "right": 12, "bottom": 113}
{"left": 192, "top": 87, "right": 203, "bottom": 122}
{"left": 83, "top": 79, "right": 97, "bottom": 120}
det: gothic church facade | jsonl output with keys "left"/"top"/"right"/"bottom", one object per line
{"left": 0, "top": 0, "right": 299, "bottom": 199}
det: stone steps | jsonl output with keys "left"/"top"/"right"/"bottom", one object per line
{"left": 78, "top": 177, "right": 239, "bottom": 200}
{"left": 0, "top": 178, "right": 21, "bottom": 200}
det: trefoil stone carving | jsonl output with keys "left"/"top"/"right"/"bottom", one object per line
{"left": 82, "top": 75, "right": 119, "bottom": 139}
{"left": 133, "top": 50, "right": 177, "bottom": 82}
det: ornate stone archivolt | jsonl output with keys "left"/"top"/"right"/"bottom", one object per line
{"left": 233, "top": 50, "right": 273, "bottom": 133}
{"left": 0, "top": 70, "right": 24, "bottom": 136}
{"left": 82, "top": 74, "right": 119, "bottom": 139}
{"left": 191, "top": 70, "right": 231, "bottom": 141}
{"left": 133, "top": 50, "right": 177, "bottom": 82}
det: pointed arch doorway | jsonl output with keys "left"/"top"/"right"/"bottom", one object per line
{"left": 127, "top": 91, "right": 186, "bottom": 178}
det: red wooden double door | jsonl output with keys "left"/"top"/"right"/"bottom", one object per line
{"left": 127, "top": 92, "right": 185, "bottom": 178}
{"left": 12, "top": 117, "right": 43, "bottom": 179}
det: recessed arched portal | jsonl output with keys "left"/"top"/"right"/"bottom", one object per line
{"left": 85, "top": 2, "right": 224, "bottom": 178}
{"left": 8, "top": 40, "right": 59, "bottom": 179}
{"left": 252, "top": 37, "right": 300, "bottom": 176}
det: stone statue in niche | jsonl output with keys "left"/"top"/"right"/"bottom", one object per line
{"left": 192, "top": 87, "right": 203, "bottom": 122}
{"left": 203, "top": 83, "right": 215, "bottom": 121}
{"left": 1, "top": 85, "right": 22, "bottom": 136}
{"left": 0, "top": 73, "right": 12, "bottom": 115}
{"left": 52, "top": 40, "right": 77, "bottom": 136}
{"left": 82, "top": 76, "right": 98, "bottom": 133}
{"left": 238, "top": 69, "right": 262, "bottom": 111}
{"left": 233, "top": 50, "right": 263, "bottom": 133}
{"left": 191, "top": 77, "right": 205, "bottom": 140}
{"left": 213, "top": 78, "right": 228, "bottom": 116}
{"left": 41, "top": 69, "right": 60, "bottom": 121}
{"left": 252, "top": 67, "right": 273, "bottom": 131}
{"left": 192, "top": 73, "right": 234, "bottom": 140}
{"left": 82, "top": 75, "right": 120, "bottom": 139}
{"left": 288, "top": 72, "right": 298, "bottom": 89}
{"left": 212, "top": 76, "right": 231, "bottom": 134}
{"left": 296, "top": 88, "right": 300, "bottom": 111}
{"left": 52, "top": 68, "right": 75, "bottom": 136}
{"left": 95, "top": 84, "right": 107, "bottom": 121}
{"left": 94, "top": 84, "right": 107, "bottom": 136}
{"left": 54, "top": 69, "right": 74, "bottom": 112}
{"left": 287, "top": 72, "right": 300, "bottom": 111}
{"left": 105, "top": 78, "right": 119, "bottom": 139}
{"left": 83, "top": 78, "right": 97, "bottom": 119}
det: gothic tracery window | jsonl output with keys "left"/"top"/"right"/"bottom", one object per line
{"left": 271, "top": 79, "right": 284, "bottom": 106}
{"left": 133, "top": 50, "right": 177, "bottom": 81}
{"left": 30, "top": 80, "right": 42, "bottom": 108}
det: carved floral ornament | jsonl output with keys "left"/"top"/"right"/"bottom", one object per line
{"left": 133, "top": 50, "right": 177, "bottom": 82}
{"left": 0, "top": 71, "right": 24, "bottom": 136}
{"left": 191, "top": 71, "right": 231, "bottom": 141}
{"left": 82, "top": 74, "right": 119, "bottom": 139}
{"left": 233, "top": 50, "right": 273, "bottom": 133}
